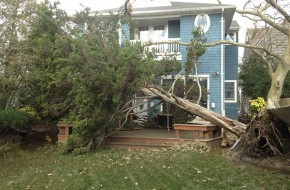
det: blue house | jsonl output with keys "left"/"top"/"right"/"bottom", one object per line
{"left": 103, "top": 1, "right": 240, "bottom": 120}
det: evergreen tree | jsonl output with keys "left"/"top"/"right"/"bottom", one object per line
{"left": 23, "top": 0, "right": 73, "bottom": 120}
{"left": 0, "top": 0, "right": 38, "bottom": 109}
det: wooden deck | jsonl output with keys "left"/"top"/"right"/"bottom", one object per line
{"left": 105, "top": 129, "right": 222, "bottom": 149}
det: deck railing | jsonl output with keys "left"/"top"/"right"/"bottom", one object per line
{"left": 130, "top": 38, "right": 181, "bottom": 60}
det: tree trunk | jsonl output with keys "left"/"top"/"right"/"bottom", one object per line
{"left": 142, "top": 86, "right": 246, "bottom": 137}
{"left": 267, "top": 64, "right": 289, "bottom": 108}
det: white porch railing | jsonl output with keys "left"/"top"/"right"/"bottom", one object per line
{"left": 130, "top": 38, "right": 182, "bottom": 60}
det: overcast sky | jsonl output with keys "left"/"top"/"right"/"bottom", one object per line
{"left": 47, "top": 0, "right": 251, "bottom": 60}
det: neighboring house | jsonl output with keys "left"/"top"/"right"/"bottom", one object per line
{"left": 244, "top": 20, "right": 289, "bottom": 59}
{"left": 241, "top": 21, "right": 290, "bottom": 113}
{"left": 102, "top": 0, "right": 240, "bottom": 120}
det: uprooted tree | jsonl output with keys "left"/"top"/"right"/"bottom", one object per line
{"left": 206, "top": 0, "right": 290, "bottom": 157}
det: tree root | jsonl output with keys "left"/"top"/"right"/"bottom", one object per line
{"left": 230, "top": 119, "right": 286, "bottom": 158}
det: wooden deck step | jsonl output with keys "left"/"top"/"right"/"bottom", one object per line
{"left": 105, "top": 135, "right": 223, "bottom": 149}
{"left": 105, "top": 141, "right": 171, "bottom": 149}
{"left": 105, "top": 136, "right": 179, "bottom": 148}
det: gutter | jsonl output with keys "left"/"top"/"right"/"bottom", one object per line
{"left": 100, "top": 5, "right": 236, "bottom": 17}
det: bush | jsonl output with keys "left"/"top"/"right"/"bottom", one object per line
{"left": 249, "top": 97, "right": 267, "bottom": 119}
{"left": 18, "top": 106, "right": 39, "bottom": 118}
{"left": 0, "top": 109, "right": 35, "bottom": 133}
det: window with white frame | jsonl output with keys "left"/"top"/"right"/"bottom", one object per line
{"left": 225, "top": 80, "right": 237, "bottom": 102}
{"left": 153, "top": 25, "right": 165, "bottom": 40}
{"left": 139, "top": 26, "right": 149, "bottom": 41}
{"left": 195, "top": 14, "right": 210, "bottom": 33}
{"left": 225, "top": 32, "right": 237, "bottom": 42}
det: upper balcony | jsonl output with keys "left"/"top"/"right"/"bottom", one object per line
{"left": 130, "top": 38, "right": 182, "bottom": 60}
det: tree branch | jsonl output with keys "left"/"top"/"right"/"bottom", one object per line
{"left": 236, "top": 8, "right": 289, "bottom": 36}
{"left": 265, "top": 0, "right": 290, "bottom": 24}
{"left": 252, "top": 49, "right": 274, "bottom": 78}
{"left": 204, "top": 40, "right": 285, "bottom": 63}
{"left": 144, "top": 39, "right": 285, "bottom": 63}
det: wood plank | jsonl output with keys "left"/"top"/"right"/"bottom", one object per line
{"left": 173, "top": 124, "right": 219, "bottom": 131}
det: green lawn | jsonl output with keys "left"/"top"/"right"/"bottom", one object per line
{"left": 0, "top": 145, "right": 289, "bottom": 190}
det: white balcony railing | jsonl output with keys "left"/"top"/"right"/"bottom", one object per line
{"left": 130, "top": 38, "right": 182, "bottom": 60}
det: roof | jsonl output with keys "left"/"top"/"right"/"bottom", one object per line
{"left": 243, "top": 21, "right": 289, "bottom": 59}
{"left": 99, "top": 1, "right": 236, "bottom": 30}
{"left": 228, "top": 20, "right": 240, "bottom": 31}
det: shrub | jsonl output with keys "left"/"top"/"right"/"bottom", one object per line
{"left": 249, "top": 97, "right": 267, "bottom": 119}
{"left": 0, "top": 109, "right": 35, "bottom": 133}
{"left": 18, "top": 106, "right": 39, "bottom": 118}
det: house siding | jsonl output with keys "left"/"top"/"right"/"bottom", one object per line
{"left": 119, "top": 13, "right": 239, "bottom": 119}
{"left": 121, "top": 22, "right": 130, "bottom": 43}
{"left": 225, "top": 45, "right": 239, "bottom": 119}
{"left": 180, "top": 13, "right": 223, "bottom": 114}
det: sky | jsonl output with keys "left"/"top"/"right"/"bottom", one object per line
{"left": 47, "top": 0, "right": 251, "bottom": 60}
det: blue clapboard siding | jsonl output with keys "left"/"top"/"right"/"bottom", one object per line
{"left": 180, "top": 13, "right": 223, "bottom": 114}
{"left": 225, "top": 45, "right": 239, "bottom": 119}
{"left": 121, "top": 22, "right": 130, "bottom": 43}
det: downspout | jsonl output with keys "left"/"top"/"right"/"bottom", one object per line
{"left": 221, "top": 8, "right": 225, "bottom": 115}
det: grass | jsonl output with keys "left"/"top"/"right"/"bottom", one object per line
{"left": 0, "top": 145, "right": 289, "bottom": 190}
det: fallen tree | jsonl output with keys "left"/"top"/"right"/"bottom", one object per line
{"left": 142, "top": 84, "right": 290, "bottom": 157}
{"left": 142, "top": 85, "right": 247, "bottom": 137}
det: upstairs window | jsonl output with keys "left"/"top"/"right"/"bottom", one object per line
{"left": 153, "top": 25, "right": 165, "bottom": 40}
{"left": 154, "top": 25, "right": 164, "bottom": 30}
{"left": 139, "top": 26, "right": 149, "bottom": 31}
{"left": 195, "top": 14, "right": 210, "bottom": 33}
{"left": 139, "top": 26, "right": 149, "bottom": 41}
{"left": 225, "top": 33, "right": 237, "bottom": 42}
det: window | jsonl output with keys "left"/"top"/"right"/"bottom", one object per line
{"left": 154, "top": 25, "right": 164, "bottom": 30}
{"left": 225, "top": 33, "right": 237, "bottom": 42}
{"left": 195, "top": 14, "right": 210, "bottom": 33}
{"left": 153, "top": 25, "right": 165, "bottom": 41}
{"left": 139, "top": 26, "right": 149, "bottom": 31}
{"left": 139, "top": 26, "right": 149, "bottom": 41}
{"left": 225, "top": 80, "right": 237, "bottom": 102}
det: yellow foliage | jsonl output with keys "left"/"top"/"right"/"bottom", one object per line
{"left": 249, "top": 97, "right": 267, "bottom": 119}
{"left": 18, "top": 106, "right": 38, "bottom": 117}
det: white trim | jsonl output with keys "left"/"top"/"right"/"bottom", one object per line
{"left": 105, "top": 6, "right": 236, "bottom": 16}
{"left": 221, "top": 8, "right": 225, "bottom": 115}
{"left": 118, "top": 20, "right": 122, "bottom": 45}
{"left": 133, "top": 15, "right": 181, "bottom": 21}
{"left": 225, "top": 32, "right": 237, "bottom": 44}
{"left": 194, "top": 14, "right": 210, "bottom": 33}
{"left": 224, "top": 80, "right": 237, "bottom": 103}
